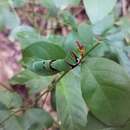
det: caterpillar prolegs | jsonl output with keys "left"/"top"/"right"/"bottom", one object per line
{"left": 28, "top": 41, "right": 85, "bottom": 75}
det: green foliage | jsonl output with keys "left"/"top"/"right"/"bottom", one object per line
{"left": 23, "top": 108, "right": 53, "bottom": 130}
{"left": 9, "top": 25, "right": 44, "bottom": 49}
{"left": 1, "top": 0, "right": 130, "bottom": 130}
{"left": 81, "top": 57, "right": 130, "bottom": 126}
{"left": 56, "top": 67, "right": 88, "bottom": 130}
{"left": 40, "top": 0, "right": 80, "bottom": 10}
{"left": 0, "top": 91, "right": 22, "bottom": 108}
{"left": 83, "top": 0, "right": 117, "bottom": 24}
{"left": 23, "top": 41, "right": 66, "bottom": 61}
{"left": 0, "top": 8, "right": 20, "bottom": 30}
{"left": 86, "top": 113, "right": 130, "bottom": 130}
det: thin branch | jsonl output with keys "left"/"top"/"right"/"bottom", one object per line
{"left": 35, "top": 41, "right": 102, "bottom": 103}
{"left": 0, "top": 82, "right": 13, "bottom": 92}
{"left": 0, "top": 108, "right": 25, "bottom": 126}
{"left": 35, "top": 89, "right": 50, "bottom": 105}
{"left": 35, "top": 72, "right": 68, "bottom": 103}
{"left": 84, "top": 41, "right": 100, "bottom": 57}
{"left": 42, "top": 91, "right": 50, "bottom": 106}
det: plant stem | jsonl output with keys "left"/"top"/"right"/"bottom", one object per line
{"left": 35, "top": 72, "right": 68, "bottom": 104}
{"left": 0, "top": 82, "right": 13, "bottom": 92}
{"left": 42, "top": 91, "right": 49, "bottom": 106}
{"left": 84, "top": 42, "right": 100, "bottom": 57}
{"left": 36, "top": 41, "right": 102, "bottom": 102}
{"left": 0, "top": 108, "right": 25, "bottom": 126}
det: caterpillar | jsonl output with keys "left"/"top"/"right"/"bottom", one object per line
{"left": 28, "top": 41, "right": 85, "bottom": 75}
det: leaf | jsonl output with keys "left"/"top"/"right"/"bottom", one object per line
{"left": 41, "top": 0, "right": 80, "bottom": 10}
{"left": 23, "top": 108, "right": 53, "bottom": 130}
{"left": 59, "top": 11, "right": 77, "bottom": 31}
{"left": 83, "top": 0, "right": 117, "bottom": 24}
{"left": 92, "top": 14, "right": 115, "bottom": 35}
{"left": 47, "top": 35, "right": 65, "bottom": 48}
{"left": 10, "top": 69, "right": 53, "bottom": 94}
{"left": 26, "top": 76, "right": 53, "bottom": 94}
{"left": 0, "top": 103, "right": 7, "bottom": 110}
{"left": 86, "top": 112, "right": 108, "bottom": 130}
{"left": 56, "top": 67, "right": 88, "bottom": 130}
{"left": 11, "top": 0, "right": 27, "bottom": 7}
{"left": 9, "top": 25, "right": 46, "bottom": 49}
{"left": 81, "top": 57, "right": 130, "bottom": 126}
{"left": 2, "top": 8, "right": 20, "bottom": 29}
{"left": 89, "top": 42, "right": 110, "bottom": 57}
{"left": 0, "top": 110, "right": 10, "bottom": 124}
{"left": 116, "top": 48, "right": 130, "bottom": 75}
{"left": 0, "top": 90, "right": 22, "bottom": 108}
{"left": 23, "top": 41, "right": 66, "bottom": 63}
{"left": 53, "top": 0, "right": 80, "bottom": 9}
{"left": 86, "top": 113, "right": 130, "bottom": 130}
{"left": 10, "top": 69, "right": 39, "bottom": 84}
{"left": 78, "top": 23, "right": 95, "bottom": 49}
{"left": 0, "top": 110, "right": 24, "bottom": 130}
{"left": 64, "top": 32, "right": 80, "bottom": 53}
{"left": 40, "top": 0, "right": 58, "bottom": 16}
{"left": 4, "top": 116, "right": 24, "bottom": 130}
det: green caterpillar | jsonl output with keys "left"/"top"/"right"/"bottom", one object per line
{"left": 28, "top": 41, "right": 85, "bottom": 76}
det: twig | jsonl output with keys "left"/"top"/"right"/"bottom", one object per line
{"left": 35, "top": 41, "right": 102, "bottom": 103}
{"left": 0, "top": 82, "right": 13, "bottom": 92}
{"left": 35, "top": 89, "right": 50, "bottom": 105}
{"left": 35, "top": 72, "right": 68, "bottom": 104}
{"left": 84, "top": 41, "right": 100, "bottom": 57}
{"left": 42, "top": 91, "right": 50, "bottom": 106}
{"left": 0, "top": 108, "right": 25, "bottom": 126}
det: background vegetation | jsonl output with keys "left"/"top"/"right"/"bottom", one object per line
{"left": 1, "top": 0, "right": 130, "bottom": 130}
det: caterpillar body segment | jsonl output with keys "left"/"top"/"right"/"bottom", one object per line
{"left": 28, "top": 41, "right": 86, "bottom": 75}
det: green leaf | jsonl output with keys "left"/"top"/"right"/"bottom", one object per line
{"left": 59, "top": 11, "right": 77, "bottom": 31}
{"left": 0, "top": 90, "right": 22, "bottom": 108}
{"left": 23, "top": 108, "right": 53, "bottom": 130}
{"left": 78, "top": 23, "right": 95, "bottom": 49}
{"left": 86, "top": 113, "right": 108, "bottom": 130}
{"left": 2, "top": 9, "right": 20, "bottom": 29}
{"left": 83, "top": 0, "right": 117, "bottom": 24}
{"left": 40, "top": 0, "right": 58, "bottom": 16}
{"left": 10, "top": 69, "right": 53, "bottom": 94}
{"left": 23, "top": 41, "right": 66, "bottom": 63}
{"left": 86, "top": 113, "right": 130, "bottom": 130}
{"left": 9, "top": 25, "right": 46, "bottom": 49}
{"left": 10, "top": 69, "right": 39, "bottom": 84}
{"left": 64, "top": 32, "right": 80, "bottom": 53}
{"left": 11, "top": 0, "right": 27, "bottom": 7}
{"left": 41, "top": 0, "right": 80, "bottom": 10}
{"left": 81, "top": 57, "right": 130, "bottom": 126}
{"left": 47, "top": 35, "right": 65, "bottom": 48}
{"left": 53, "top": 0, "right": 80, "bottom": 9}
{"left": 0, "top": 110, "right": 10, "bottom": 124}
{"left": 89, "top": 42, "right": 110, "bottom": 57}
{"left": 0, "top": 103, "right": 7, "bottom": 110}
{"left": 56, "top": 67, "right": 88, "bottom": 130}
{"left": 4, "top": 116, "right": 24, "bottom": 130}
{"left": 116, "top": 48, "right": 130, "bottom": 75}
{"left": 92, "top": 14, "right": 115, "bottom": 35}
{"left": 26, "top": 76, "right": 53, "bottom": 94}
